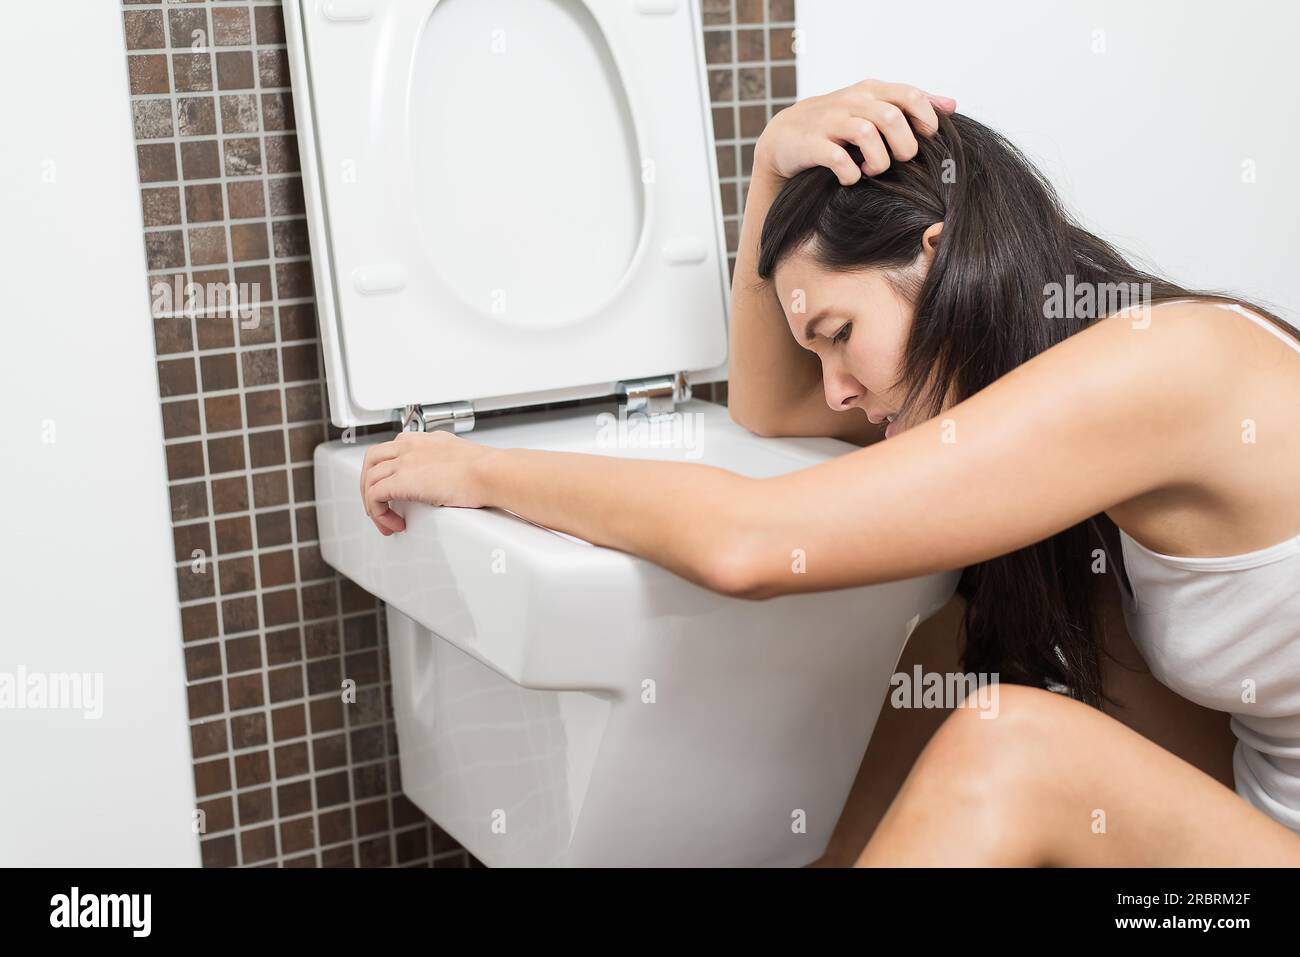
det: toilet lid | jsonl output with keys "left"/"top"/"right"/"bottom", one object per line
{"left": 286, "top": 0, "right": 730, "bottom": 427}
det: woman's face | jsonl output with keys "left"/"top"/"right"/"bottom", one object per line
{"left": 772, "top": 245, "right": 918, "bottom": 437}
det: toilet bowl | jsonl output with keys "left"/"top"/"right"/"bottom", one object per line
{"left": 287, "top": 0, "right": 960, "bottom": 866}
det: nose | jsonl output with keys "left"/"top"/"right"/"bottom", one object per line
{"left": 822, "top": 366, "right": 864, "bottom": 413}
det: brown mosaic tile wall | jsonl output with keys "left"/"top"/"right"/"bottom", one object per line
{"left": 121, "top": 0, "right": 795, "bottom": 867}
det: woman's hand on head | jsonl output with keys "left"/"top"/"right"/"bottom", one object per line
{"left": 359, "top": 430, "right": 497, "bottom": 535}
{"left": 755, "top": 79, "right": 956, "bottom": 186}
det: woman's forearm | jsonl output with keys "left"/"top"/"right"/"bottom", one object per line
{"left": 726, "top": 165, "right": 826, "bottom": 431}
{"left": 477, "top": 446, "right": 759, "bottom": 595}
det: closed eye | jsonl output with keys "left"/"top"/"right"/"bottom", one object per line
{"left": 831, "top": 322, "right": 852, "bottom": 345}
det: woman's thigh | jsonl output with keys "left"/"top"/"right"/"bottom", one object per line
{"left": 858, "top": 683, "right": 1300, "bottom": 866}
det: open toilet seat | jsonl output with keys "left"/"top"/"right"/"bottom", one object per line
{"left": 288, "top": 0, "right": 730, "bottom": 427}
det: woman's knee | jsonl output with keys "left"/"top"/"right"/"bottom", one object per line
{"left": 910, "top": 683, "right": 1075, "bottom": 806}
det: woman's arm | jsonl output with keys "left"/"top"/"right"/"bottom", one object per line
{"left": 727, "top": 80, "right": 954, "bottom": 446}
{"left": 361, "top": 306, "right": 1228, "bottom": 599}
{"left": 728, "top": 167, "right": 874, "bottom": 442}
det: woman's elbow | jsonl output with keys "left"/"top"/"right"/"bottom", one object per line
{"left": 726, "top": 401, "right": 783, "bottom": 439}
{"left": 698, "top": 546, "right": 780, "bottom": 601}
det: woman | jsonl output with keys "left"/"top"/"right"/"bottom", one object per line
{"left": 358, "top": 80, "right": 1300, "bottom": 865}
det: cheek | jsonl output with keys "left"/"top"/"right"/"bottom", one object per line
{"left": 843, "top": 334, "right": 903, "bottom": 393}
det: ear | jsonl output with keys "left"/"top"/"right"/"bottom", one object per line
{"left": 921, "top": 221, "right": 944, "bottom": 262}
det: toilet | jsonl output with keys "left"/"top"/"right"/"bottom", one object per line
{"left": 285, "top": 0, "right": 959, "bottom": 866}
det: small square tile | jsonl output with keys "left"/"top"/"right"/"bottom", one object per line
{"left": 193, "top": 757, "right": 231, "bottom": 798}
{"left": 272, "top": 704, "right": 307, "bottom": 742}
{"left": 205, "top": 393, "right": 243, "bottom": 432}
{"left": 220, "top": 94, "right": 260, "bottom": 134}
{"left": 137, "top": 143, "right": 178, "bottom": 182}
{"left": 271, "top": 220, "right": 309, "bottom": 258}
{"left": 266, "top": 626, "right": 303, "bottom": 664}
{"left": 200, "top": 352, "right": 239, "bottom": 391}
{"left": 190, "top": 718, "right": 226, "bottom": 758}
{"left": 736, "top": 28, "right": 766, "bottom": 62}
{"left": 253, "top": 471, "right": 290, "bottom": 509}
{"left": 245, "top": 390, "right": 283, "bottom": 428}
{"left": 737, "top": 67, "right": 766, "bottom": 102}
{"left": 261, "top": 92, "right": 295, "bottom": 131}
{"left": 200, "top": 835, "right": 237, "bottom": 868}
{"left": 188, "top": 680, "right": 225, "bottom": 719}
{"left": 211, "top": 475, "right": 249, "bottom": 514}
{"left": 165, "top": 441, "right": 205, "bottom": 480}
{"left": 180, "top": 140, "right": 222, "bottom": 179}
{"left": 264, "top": 135, "right": 300, "bottom": 174}
{"left": 224, "top": 138, "right": 262, "bottom": 176}
{"left": 176, "top": 97, "right": 217, "bottom": 137}
{"left": 267, "top": 177, "right": 305, "bottom": 216}
{"left": 771, "top": 64, "right": 796, "bottom": 99}
{"left": 275, "top": 262, "right": 313, "bottom": 299}
{"left": 253, "top": 6, "right": 286, "bottom": 45}
{"left": 256, "top": 508, "right": 293, "bottom": 546}
{"left": 227, "top": 180, "right": 266, "bottom": 219}
{"left": 196, "top": 313, "right": 236, "bottom": 351}
{"left": 232, "top": 222, "right": 269, "bottom": 262}
{"left": 216, "top": 50, "right": 256, "bottom": 90}
{"left": 278, "top": 780, "right": 312, "bottom": 816}
{"left": 158, "top": 357, "right": 198, "bottom": 399}
{"left": 124, "top": 10, "right": 166, "bottom": 51}
{"left": 702, "top": 0, "right": 732, "bottom": 26}
{"left": 127, "top": 54, "right": 169, "bottom": 95}
{"left": 214, "top": 515, "right": 253, "bottom": 553}
{"left": 133, "top": 100, "right": 174, "bottom": 140}
{"left": 141, "top": 187, "right": 182, "bottom": 227}
{"left": 212, "top": 6, "right": 252, "bottom": 46}
{"left": 145, "top": 231, "right": 186, "bottom": 271}
{"left": 184, "top": 183, "right": 225, "bottom": 222}
{"left": 234, "top": 750, "right": 272, "bottom": 788}
{"left": 226, "top": 634, "right": 263, "bottom": 672}
{"left": 169, "top": 7, "right": 210, "bottom": 51}
{"left": 257, "top": 49, "right": 290, "bottom": 88}
{"left": 227, "top": 672, "right": 264, "bottom": 710}
{"left": 231, "top": 712, "right": 268, "bottom": 750}
{"left": 189, "top": 226, "right": 229, "bottom": 266}
{"left": 172, "top": 53, "right": 214, "bottom": 93}
{"left": 161, "top": 399, "right": 201, "bottom": 438}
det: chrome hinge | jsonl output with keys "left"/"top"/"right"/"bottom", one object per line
{"left": 395, "top": 401, "right": 475, "bottom": 434}
{"left": 617, "top": 372, "right": 691, "bottom": 416}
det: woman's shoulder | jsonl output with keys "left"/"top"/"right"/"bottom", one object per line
{"left": 1049, "top": 296, "right": 1299, "bottom": 394}
{"left": 1099, "top": 297, "right": 1300, "bottom": 364}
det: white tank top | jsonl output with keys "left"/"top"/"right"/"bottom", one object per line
{"left": 1113, "top": 301, "right": 1300, "bottom": 834}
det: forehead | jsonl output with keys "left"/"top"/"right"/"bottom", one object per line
{"left": 772, "top": 252, "right": 875, "bottom": 317}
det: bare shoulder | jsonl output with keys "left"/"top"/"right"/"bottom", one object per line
{"left": 987, "top": 299, "right": 1229, "bottom": 426}
{"left": 1099, "top": 297, "right": 1299, "bottom": 372}
{"left": 1018, "top": 297, "right": 1285, "bottom": 409}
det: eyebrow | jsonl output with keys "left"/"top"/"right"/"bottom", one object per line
{"left": 801, "top": 308, "right": 836, "bottom": 344}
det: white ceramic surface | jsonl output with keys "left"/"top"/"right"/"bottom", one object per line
{"left": 316, "top": 402, "right": 959, "bottom": 865}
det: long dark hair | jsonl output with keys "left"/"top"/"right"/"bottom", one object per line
{"left": 755, "top": 111, "right": 1299, "bottom": 708}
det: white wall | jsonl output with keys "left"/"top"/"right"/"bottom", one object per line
{"left": 0, "top": 3, "right": 200, "bottom": 865}
{"left": 796, "top": 0, "right": 1298, "bottom": 321}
